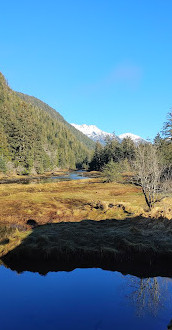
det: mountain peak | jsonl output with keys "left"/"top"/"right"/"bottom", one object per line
{"left": 118, "top": 133, "right": 145, "bottom": 143}
{"left": 71, "top": 124, "right": 116, "bottom": 144}
{"left": 71, "top": 124, "right": 145, "bottom": 144}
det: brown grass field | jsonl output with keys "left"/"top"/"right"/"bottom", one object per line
{"left": 0, "top": 177, "right": 171, "bottom": 270}
{"left": 0, "top": 177, "right": 171, "bottom": 226}
{"left": 0, "top": 178, "right": 172, "bottom": 225}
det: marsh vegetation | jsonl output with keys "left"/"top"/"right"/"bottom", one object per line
{"left": 0, "top": 173, "right": 171, "bottom": 274}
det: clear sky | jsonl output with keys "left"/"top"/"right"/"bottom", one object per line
{"left": 1, "top": 0, "right": 172, "bottom": 140}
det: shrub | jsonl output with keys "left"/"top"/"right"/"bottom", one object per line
{"left": 102, "top": 159, "right": 123, "bottom": 182}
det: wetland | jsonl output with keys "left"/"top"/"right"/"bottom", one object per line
{"left": 0, "top": 172, "right": 172, "bottom": 329}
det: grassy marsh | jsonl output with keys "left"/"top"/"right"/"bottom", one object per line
{"left": 0, "top": 176, "right": 171, "bottom": 268}
{"left": 0, "top": 178, "right": 145, "bottom": 225}
{"left": 0, "top": 177, "right": 171, "bottom": 227}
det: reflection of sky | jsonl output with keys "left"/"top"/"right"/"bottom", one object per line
{"left": 0, "top": 266, "right": 172, "bottom": 330}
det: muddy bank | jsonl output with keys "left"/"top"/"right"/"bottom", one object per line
{"left": 2, "top": 217, "right": 172, "bottom": 277}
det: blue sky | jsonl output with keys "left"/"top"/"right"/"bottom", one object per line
{"left": 1, "top": 0, "right": 172, "bottom": 140}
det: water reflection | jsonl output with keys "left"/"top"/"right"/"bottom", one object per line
{"left": 39, "top": 171, "right": 88, "bottom": 184}
{"left": 168, "top": 319, "right": 172, "bottom": 329}
{"left": 0, "top": 266, "right": 172, "bottom": 330}
{"left": 0, "top": 170, "right": 89, "bottom": 185}
{"left": 126, "top": 276, "right": 170, "bottom": 317}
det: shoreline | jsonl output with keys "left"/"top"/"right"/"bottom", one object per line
{"left": 0, "top": 170, "right": 101, "bottom": 184}
{"left": 2, "top": 217, "right": 172, "bottom": 277}
{"left": 0, "top": 169, "right": 72, "bottom": 184}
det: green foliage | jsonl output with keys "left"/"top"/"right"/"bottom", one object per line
{"left": 0, "top": 72, "right": 92, "bottom": 174}
{"left": 16, "top": 92, "right": 95, "bottom": 150}
{"left": 103, "top": 159, "right": 123, "bottom": 182}
{"left": 154, "top": 112, "right": 172, "bottom": 167}
{"left": 121, "top": 137, "right": 135, "bottom": 160}
{"left": 0, "top": 156, "right": 6, "bottom": 172}
{"left": 89, "top": 137, "right": 135, "bottom": 171}
{"left": 162, "top": 112, "right": 172, "bottom": 140}
{"left": 154, "top": 133, "right": 162, "bottom": 146}
{"left": 89, "top": 142, "right": 104, "bottom": 171}
{"left": 155, "top": 138, "right": 172, "bottom": 166}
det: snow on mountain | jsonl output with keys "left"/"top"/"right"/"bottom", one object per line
{"left": 71, "top": 124, "right": 146, "bottom": 145}
{"left": 71, "top": 124, "right": 116, "bottom": 145}
{"left": 118, "top": 133, "right": 146, "bottom": 144}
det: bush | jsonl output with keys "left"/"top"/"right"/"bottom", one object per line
{"left": 102, "top": 159, "right": 123, "bottom": 182}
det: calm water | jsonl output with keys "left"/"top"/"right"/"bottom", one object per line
{"left": 0, "top": 171, "right": 89, "bottom": 184}
{"left": 0, "top": 265, "right": 172, "bottom": 330}
{"left": 39, "top": 171, "right": 89, "bottom": 183}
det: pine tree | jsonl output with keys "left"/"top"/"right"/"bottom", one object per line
{"left": 162, "top": 112, "right": 172, "bottom": 140}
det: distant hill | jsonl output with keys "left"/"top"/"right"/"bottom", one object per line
{"left": 0, "top": 72, "right": 93, "bottom": 174}
{"left": 71, "top": 124, "right": 146, "bottom": 145}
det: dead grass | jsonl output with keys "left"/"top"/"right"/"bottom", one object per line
{"left": 0, "top": 225, "right": 31, "bottom": 257}
{"left": 1, "top": 176, "right": 171, "bottom": 276}
{"left": 0, "top": 178, "right": 171, "bottom": 227}
{"left": 3, "top": 217, "right": 172, "bottom": 276}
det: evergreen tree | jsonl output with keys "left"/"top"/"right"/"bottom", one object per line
{"left": 89, "top": 142, "right": 103, "bottom": 171}
{"left": 162, "top": 112, "right": 172, "bottom": 140}
{"left": 121, "top": 137, "right": 135, "bottom": 161}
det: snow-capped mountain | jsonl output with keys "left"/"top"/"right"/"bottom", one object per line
{"left": 71, "top": 124, "right": 146, "bottom": 145}
{"left": 71, "top": 124, "right": 117, "bottom": 145}
{"left": 118, "top": 133, "right": 146, "bottom": 144}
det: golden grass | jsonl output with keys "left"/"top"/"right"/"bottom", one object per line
{"left": 0, "top": 178, "right": 171, "bottom": 227}
{"left": 0, "top": 226, "right": 31, "bottom": 257}
{"left": 1, "top": 176, "right": 171, "bottom": 273}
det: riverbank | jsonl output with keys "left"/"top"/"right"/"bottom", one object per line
{"left": 2, "top": 217, "right": 172, "bottom": 277}
{"left": 0, "top": 169, "right": 71, "bottom": 184}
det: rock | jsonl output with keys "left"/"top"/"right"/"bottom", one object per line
{"left": 26, "top": 219, "right": 38, "bottom": 228}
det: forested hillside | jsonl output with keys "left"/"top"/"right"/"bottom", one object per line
{"left": 0, "top": 73, "right": 92, "bottom": 174}
{"left": 16, "top": 92, "right": 95, "bottom": 150}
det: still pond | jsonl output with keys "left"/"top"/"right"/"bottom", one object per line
{"left": 0, "top": 265, "right": 172, "bottom": 329}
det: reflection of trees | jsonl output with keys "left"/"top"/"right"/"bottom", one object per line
{"left": 167, "top": 319, "right": 172, "bottom": 329}
{"left": 127, "top": 276, "right": 169, "bottom": 317}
